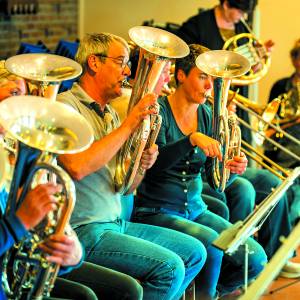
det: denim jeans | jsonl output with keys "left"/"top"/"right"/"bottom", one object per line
{"left": 202, "top": 178, "right": 255, "bottom": 223}
{"left": 75, "top": 219, "right": 206, "bottom": 300}
{"left": 134, "top": 208, "right": 267, "bottom": 298}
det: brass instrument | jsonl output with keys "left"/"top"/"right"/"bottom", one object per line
{"left": 195, "top": 50, "right": 250, "bottom": 192}
{"left": 223, "top": 18, "right": 271, "bottom": 85}
{"left": 114, "top": 26, "right": 189, "bottom": 194}
{"left": 229, "top": 91, "right": 300, "bottom": 177}
{"left": 0, "top": 144, "right": 9, "bottom": 190}
{"left": 239, "top": 217, "right": 300, "bottom": 300}
{"left": 0, "top": 96, "right": 94, "bottom": 300}
{"left": 5, "top": 53, "right": 82, "bottom": 101}
{"left": 276, "top": 82, "right": 300, "bottom": 124}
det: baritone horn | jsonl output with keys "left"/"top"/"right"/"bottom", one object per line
{"left": 5, "top": 53, "right": 82, "bottom": 101}
{"left": 0, "top": 144, "right": 9, "bottom": 190}
{"left": 196, "top": 50, "right": 250, "bottom": 192}
{"left": 114, "top": 26, "right": 189, "bottom": 194}
{"left": 0, "top": 96, "right": 94, "bottom": 300}
{"left": 223, "top": 18, "right": 271, "bottom": 85}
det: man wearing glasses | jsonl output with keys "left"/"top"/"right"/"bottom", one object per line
{"left": 57, "top": 33, "right": 206, "bottom": 300}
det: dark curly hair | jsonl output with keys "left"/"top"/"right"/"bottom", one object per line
{"left": 290, "top": 39, "right": 300, "bottom": 60}
{"left": 220, "top": 0, "right": 258, "bottom": 13}
{"left": 174, "top": 44, "right": 210, "bottom": 85}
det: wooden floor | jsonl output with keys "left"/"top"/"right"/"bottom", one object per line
{"left": 260, "top": 253, "right": 300, "bottom": 300}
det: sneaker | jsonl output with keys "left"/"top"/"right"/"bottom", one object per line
{"left": 279, "top": 261, "right": 300, "bottom": 278}
{"left": 218, "top": 288, "right": 243, "bottom": 300}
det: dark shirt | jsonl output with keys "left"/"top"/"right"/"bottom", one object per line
{"left": 177, "top": 9, "right": 248, "bottom": 49}
{"left": 136, "top": 96, "right": 236, "bottom": 214}
{"left": 269, "top": 75, "right": 294, "bottom": 101}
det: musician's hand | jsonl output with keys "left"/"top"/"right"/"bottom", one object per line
{"left": 227, "top": 102, "right": 237, "bottom": 114}
{"left": 264, "top": 39, "right": 275, "bottom": 54}
{"left": 190, "top": 132, "right": 222, "bottom": 161}
{"left": 40, "top": 227, "right": 83, "bottom": 267}
{"left": 225, "top": 151, "right": 248, "bottom": 174}
{"left": 16, "top": 183, "right": 62, "bottom": 230}
{"left": 124, "top": 93, "right": 158, "bottom": 131}
{"left": 140, "top": 144, "right": 159, "bottom": 171}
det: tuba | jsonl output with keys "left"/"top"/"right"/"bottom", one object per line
{"left": 5, "top": 53, "right": 82, "bottom": 101}
{"left": 195, "top": 50, "right": 250, "bottom": 192}
{"left": 0, "top": 96, "right": 94, "bottom": 300}
{"left": 223, "top": 18, "right": 271, "bottom": 85}
{"left": 114, "top": 26, "right": 189, "bottom": 194}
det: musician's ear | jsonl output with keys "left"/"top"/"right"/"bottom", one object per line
{"left": 87, "top": 55, "right": 100, "bottom": 72}
{"left": 177, "top": 69, "right": 186, "bottom": 84}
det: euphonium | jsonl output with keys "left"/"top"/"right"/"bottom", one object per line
{"left": 223, "top": 18, "right": 271, "bottom": 85}
{"left": 0, "top": 144, "right": 9, "bottom": 190}
{"left": 196, "top": 50, "right": 250, "bottom": 192}
{"left": 5, "top": 53, "right": 82, "bottom": 101}
{"left": 0, "top": 96, "right": 94, "bottom": 300}
{"left": 114, "top": 26, "right": 189, "bottom": 194}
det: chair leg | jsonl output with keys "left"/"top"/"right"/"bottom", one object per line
{"left": 184, "top": 281, "right": 195, "bottom": 300}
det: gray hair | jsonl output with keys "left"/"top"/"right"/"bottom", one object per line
{"left": 75, "top": 33, "right": 130, "bottom": 72}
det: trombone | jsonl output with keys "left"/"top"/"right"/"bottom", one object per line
{"left": 228, "top": 90, "right": 300, "bottom": 180}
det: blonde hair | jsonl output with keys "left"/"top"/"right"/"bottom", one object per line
{"left": 75, "top": 33, "right": 130, "bottom": 72}
{"left": 0, "top": 60, "right": 21, "bottom": 86}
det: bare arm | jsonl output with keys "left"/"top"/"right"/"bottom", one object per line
{"left": 58, "top": 94, "right": 158, "bottom": 181}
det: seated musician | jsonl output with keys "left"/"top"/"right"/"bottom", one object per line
{"left": 0, "top": 63, "right": 144, "bottom": 300}
{"left": 133, "top": 44, "right": 267, "bottom": 300}
{"left": 266, "top": 38, "right": 300, "bottom": 168}
{"left": 57, "top": 32, "right": 207, "bottom": 300}
{"left": 266, "top": 38, "right": 300, "bottom": 230}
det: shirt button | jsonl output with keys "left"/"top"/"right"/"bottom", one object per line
{"left": 182, "top": 171, "right": 186, "bottom": 175}
{"left": 182, "top": 178, "right": 186, "bottom": 182}
{"left": 184, "top": 202, "right": 188, "bottom": 206}
{"left": 186, "top": 161, "right": 190, "bottom": 165}
{"left": 194, "top": 149, "right": 198, "bottom": 154}
{"left": 184, "top": 189, "right": 187, "bottom": 193}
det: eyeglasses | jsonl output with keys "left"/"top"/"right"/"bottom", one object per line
{"left": 94, "top": 54, "right": 131, "bottom": 69}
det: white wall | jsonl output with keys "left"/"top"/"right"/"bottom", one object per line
{"left": 80, "top": 0, "right": 300, "bottom": 104}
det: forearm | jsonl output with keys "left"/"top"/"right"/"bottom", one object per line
{"left": 59, "top": 120, "right": 135, "bottom": 180}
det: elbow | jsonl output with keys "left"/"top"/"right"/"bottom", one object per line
{"left": 58, "top": 157, "right": 87, "bottom": 181}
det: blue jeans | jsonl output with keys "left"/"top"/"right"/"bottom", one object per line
{"left": 202, "top": 178, "right": 255, "bottom": 223}
{"left": 75, "top": 219, "right": 206, "bottom": 300}
{"left": 134, "top": 208, "right": 267, "bottom": 297}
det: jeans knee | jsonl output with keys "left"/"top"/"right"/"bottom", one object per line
{"left": 248, "top": 242, "right": 268, "bottom": 278}
{"left": 167, "top": 254, "right": 186, "bottom": 289}
{"left": 188, "top": 239, "right": 207, "bottom": 272}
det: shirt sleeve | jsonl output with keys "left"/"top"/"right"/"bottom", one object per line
{"left": 0, "top": 214, "right": 27, "bottom": 256}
